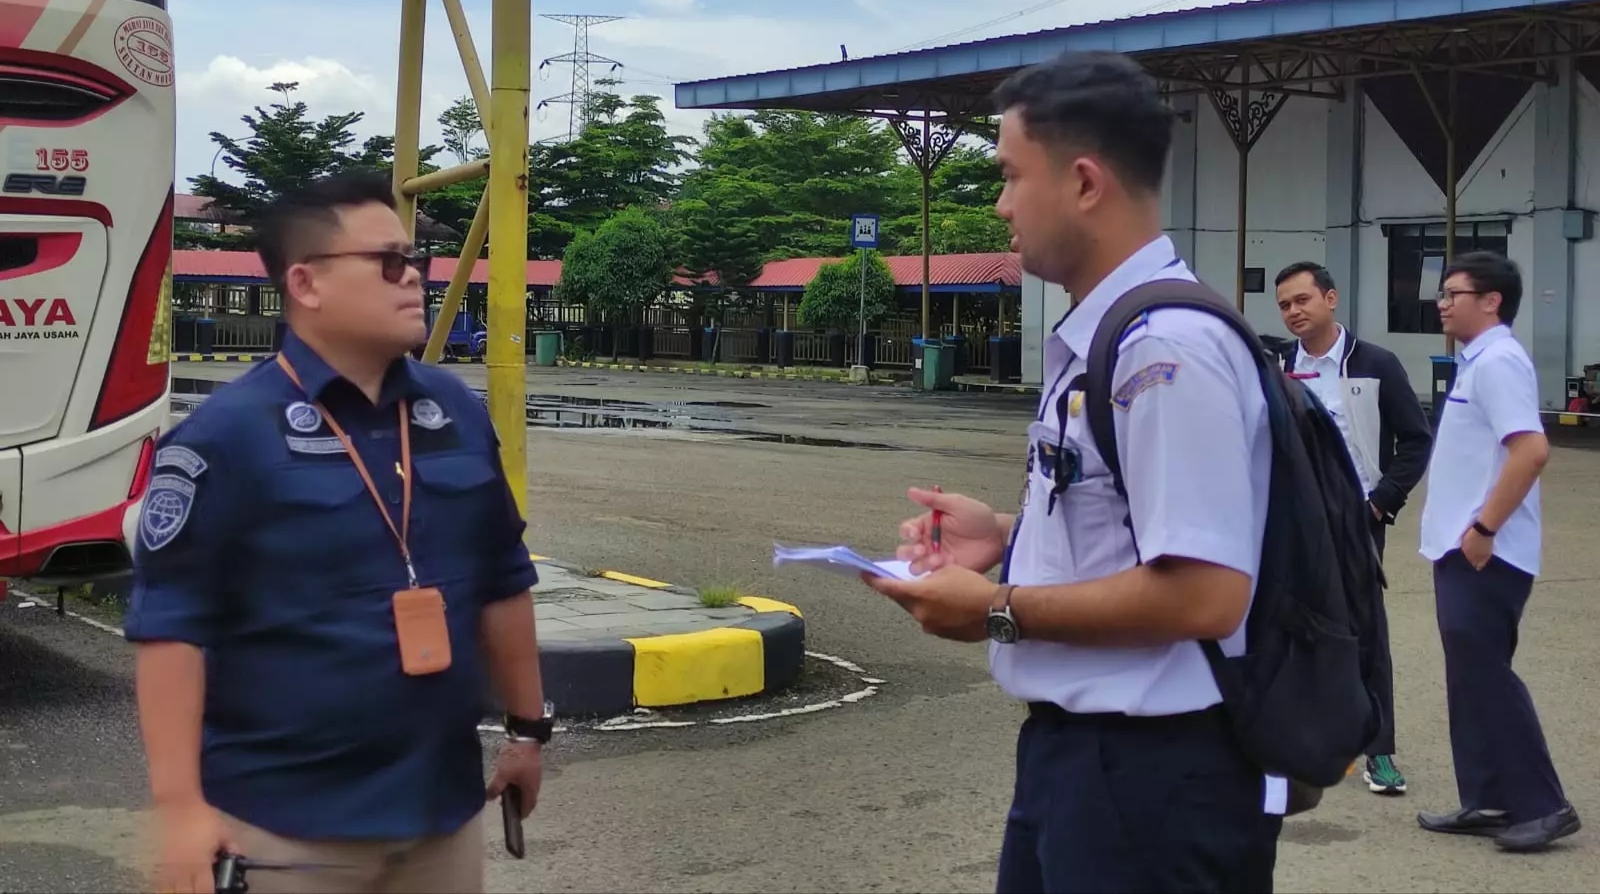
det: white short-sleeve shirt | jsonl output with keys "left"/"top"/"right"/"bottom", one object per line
{"left": 1418, "top": 324, "right": 1544, "bottom": 575}
{"left": 994, "top": 235, "right": 1272, "bottom": 713}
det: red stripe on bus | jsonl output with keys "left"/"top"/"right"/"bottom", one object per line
{"left": 0, "top": 0, "right": 51, "bottom": 50}
{"left": 0, "top": 197, "right": 112, "bottom": 227}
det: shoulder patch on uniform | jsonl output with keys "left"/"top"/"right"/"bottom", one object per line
{"left": 1111, "top": 362, "right": 1179, "bottom": 410}
{"left": 285, "top": 401, "right": 323, "bottom": 433}
{"left": 155, "top": 445, "right": 207, "bottom": 477}
{"left": 140, "top": 474, "right": 197, "bottom": 552}
{"left": 410, "top": 398, "right": 451, "bottom": 431}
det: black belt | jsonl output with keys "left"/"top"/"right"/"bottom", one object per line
{"left": 1027, "top": 701, "right": 1224, "bottom": 730}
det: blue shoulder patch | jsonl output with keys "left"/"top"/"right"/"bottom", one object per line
{"left": 140, "top": 474, "right": 197, "bottom": 552}
{"left": 154, "top": 445, "right": 207, "bottom": 478}
{"left": 1111, "top": 362, "right": 1179, "bottom": 411}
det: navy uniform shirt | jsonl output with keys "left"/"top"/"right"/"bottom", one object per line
{"left": 125, "top": 331, "right": 539, "bottom": 841}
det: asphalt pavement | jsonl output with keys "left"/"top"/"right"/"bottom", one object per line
{"left": 2, "top": 362, "right": 1598, "bottom": 892}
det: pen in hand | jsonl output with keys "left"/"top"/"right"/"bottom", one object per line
{"left": 931, "top": 485, "right": 944, "bottom": 553}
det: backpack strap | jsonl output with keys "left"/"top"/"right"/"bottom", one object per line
{"left": 1083, "top": 278, "right": 1273, "bottom": 511}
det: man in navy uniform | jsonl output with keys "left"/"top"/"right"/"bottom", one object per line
{"left": 867, "top": 51, "right": 1283, "bottom": 892}
{"left": 1416, "top": 251, "right": 1579, "bottom": 851}
{"left": 1272, "top": 260, "right": 1432, "bottom": 796}
{"left": 127, "top": 171, "right": 549, "bottom": 893}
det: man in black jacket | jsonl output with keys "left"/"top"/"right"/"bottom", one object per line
{"left": 1273, "top": 260, "right": 1433, "bottom": 796}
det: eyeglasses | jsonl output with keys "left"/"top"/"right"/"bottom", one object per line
{"left": 303, "top": 250, "right": 430, "bottom": 284}
{"left": 1435, "top": 288, "right": 1483, "bottom": 306}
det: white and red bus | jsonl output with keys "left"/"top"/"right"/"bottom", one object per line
{"left": 0, "top": 0, "right": 174, "bottom": 584}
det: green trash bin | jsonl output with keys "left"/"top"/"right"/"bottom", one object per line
{"left": 921, "top": 340, "right": 954, "bottom": 391}
{"left": 534, "top": 331, "right": 562, "bottom": 367}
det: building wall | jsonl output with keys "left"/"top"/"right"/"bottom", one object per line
{"left": 1569, "top": 76, "right": 1600, "bottom": 380}
{"left": 1019, "top": 71, "right": 1594, "bottom": 406}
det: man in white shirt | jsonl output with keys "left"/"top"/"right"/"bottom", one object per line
{"left": 1272, "top": 261, "right": 1432, "bottom": 796}
{"left": 1415, "top": 250, "right": 1578, "bottom": 852}
{"left": 862, "top": 50, "right": 1282, "bottom": 892}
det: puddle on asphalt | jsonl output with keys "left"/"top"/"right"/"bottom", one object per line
{"left": 170, "top": 380, "right": 905, "bottom": 452}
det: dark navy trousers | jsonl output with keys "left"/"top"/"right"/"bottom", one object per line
{"left": 1367, "top": 518, "right": 1397, "bottom": 757}
{"left": 1434, "top": 549, "right": 1567, "bottom": 823}
{"left": 996, "top": 703, "right": 1282, "bottom": 894}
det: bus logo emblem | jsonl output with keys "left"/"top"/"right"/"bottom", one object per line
{"left": 114, "top": 17, "right": 174, "bottom": 87}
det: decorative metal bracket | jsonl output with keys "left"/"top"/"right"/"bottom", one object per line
{"left": 1207, "top": 87, "right": 1290, "bottom": 153}
{"left": 890, "top": 113, "right": 970, "bottom": 175}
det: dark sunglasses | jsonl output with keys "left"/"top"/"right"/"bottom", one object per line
{"left": 304, "top": 250, "right": 430, "bottom": 284}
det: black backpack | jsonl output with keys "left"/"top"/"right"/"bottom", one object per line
{"left": 1076, "top": 278, "right": 1385, "bottom": 791}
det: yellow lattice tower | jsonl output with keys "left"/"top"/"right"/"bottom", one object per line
{"left": 393, "top": 0, "right": 532, "bottom": 515}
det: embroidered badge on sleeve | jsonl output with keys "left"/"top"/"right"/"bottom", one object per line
{"left": 1111, "top": 362, "right": 1179, "bottom": 411}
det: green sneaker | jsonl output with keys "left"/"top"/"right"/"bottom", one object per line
{"left": 1365, "top": 755, "right": 1407, "bottom": 795}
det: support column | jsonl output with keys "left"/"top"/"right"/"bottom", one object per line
{"left": 891, "top": 113, "right": 967, "bottom": 339}
{"left": 1325, "top": 77, "right": 1363, "bottom": 333}
{"left": 487, "top": 0, "right": 531, "bottom": 516}
{"left": 1529, "top": 56, "right": 1577, "bottom": 410}
{"left": 393, "top": 0, "right": 426, "bottom": 239}
{"left": 1163, "top": 94, "right": 1199, "bottom": 266}
{"left": 1206, "top": 65, "right": 1289, "bottom": 313}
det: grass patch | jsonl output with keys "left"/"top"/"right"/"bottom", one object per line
{"left": 697, "top": 585, "right": 744, "bottom": 609}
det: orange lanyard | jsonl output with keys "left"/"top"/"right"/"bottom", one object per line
{"left": 276, "top": 354, "right": 417, "bottom": 588}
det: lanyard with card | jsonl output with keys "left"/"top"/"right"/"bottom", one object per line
{"left": 275, "top": 353, "right": 452, "bottom": 676}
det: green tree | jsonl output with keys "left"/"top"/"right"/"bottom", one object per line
{"left": 797, "top": 251, "right": 896, "bottom": 331}
{"left": 677, "top": 110, "right": 907, "bottom": 261}
{"left": 186, "top": 82, "right": 444, "bottom": 249}
{"left": 439, "top": 95, "right": 485, "bottom": 164}
{"left": 556, "top": 206, "right": 674, "bottom": 357}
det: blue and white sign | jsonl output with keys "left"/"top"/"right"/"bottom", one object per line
{"left": 850, "top": 213, "right": 879, "bottom": 249}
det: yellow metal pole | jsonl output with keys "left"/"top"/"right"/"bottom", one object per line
{"left": 401, "top": 159, "right": 490, "bottom": 196}
{"left": 393, "top": 0, "right": 426, "bottom": 239}
{"left": 421, "top": 189, "right": 490, "bottom": 364}
{"left": 488, "top": 0, "right": 531, "bottom": 517}
{"left": 442, "top": 0, "right": 493, "bottom": 118}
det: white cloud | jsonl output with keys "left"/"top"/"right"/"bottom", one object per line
{"left": 168, "top": 0, "right": 1256, "bottom": 187}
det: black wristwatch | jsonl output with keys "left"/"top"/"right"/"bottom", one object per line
{"left": 504, "top": 701, "right": 556, "bottom": 744}
{"left": 1471, "top": 519, "right": 1497, "bottom": 538}
{"left": 987, "top": 584, "right": 1021, "bottom": 644}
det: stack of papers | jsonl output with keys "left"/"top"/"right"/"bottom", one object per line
{"left": 772, "top": 543, "right": 923, "bottom": 581}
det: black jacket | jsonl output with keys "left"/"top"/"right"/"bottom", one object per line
{"left": 1273, "top": 334, "right": 1433, "bottom": 523}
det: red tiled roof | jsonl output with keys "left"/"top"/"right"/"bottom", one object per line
{"left": 748, "top": 252, "right": 1020, "bottom": 289}
{"left": 174, "top": 193, "right": 238, "bottom": 223}
{"left": 171, "top": 250, "right": 1022, "bottom": 290}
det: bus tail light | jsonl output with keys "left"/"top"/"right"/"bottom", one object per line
{"left": 128, "top": 435, "right": 155, "bottom": 500}
{"left": 90, "top": 192, "right": 172, "bottom": 431}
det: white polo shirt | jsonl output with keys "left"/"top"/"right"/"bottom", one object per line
{"left": 996, "top": 234, "right": 1273, "bottom": 711}
{"left": 1418, "top": 324, "right": 1544, "bottom": 575}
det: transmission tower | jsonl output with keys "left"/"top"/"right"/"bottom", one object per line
{"left": 537, "top": 14, "right": 623, "bottom": 142}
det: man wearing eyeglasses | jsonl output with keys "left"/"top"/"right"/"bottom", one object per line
{"left": 126, "top": 171, "right": 549, "bottom": 893}
{"left": 1416, "top": 250, "right": 1579, "bottom": 852}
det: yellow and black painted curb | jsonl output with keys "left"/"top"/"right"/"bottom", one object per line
{"left": 527, "top": 552, "right": 807, "bottom": 718}
{"left": 556, "top": 358, "right": 908, "bottom": 386}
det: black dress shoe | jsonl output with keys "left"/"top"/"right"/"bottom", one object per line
{"left": 1495, "top": 805, "right": 1581, "bottom": 852}
{"left": 1417, "top": 808, "right": 1511, "bottom": 836}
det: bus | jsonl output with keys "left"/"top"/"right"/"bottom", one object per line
{"left": 1, "top": 0, "right": 174, "bottom": 585}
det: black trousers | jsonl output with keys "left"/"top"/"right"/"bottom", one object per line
{"left": 1367, "top": 518, "right": 1396, "bottom": 757}
{"left": 996, "top": 704, "right": 1282, "bottom": 894}
{"left": 1433, "top": 549, "right": 1567, "bottom": 823}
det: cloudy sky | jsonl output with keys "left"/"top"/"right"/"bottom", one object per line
{"left": 169, "top": 0, "right": 1238, "bottom": 187}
